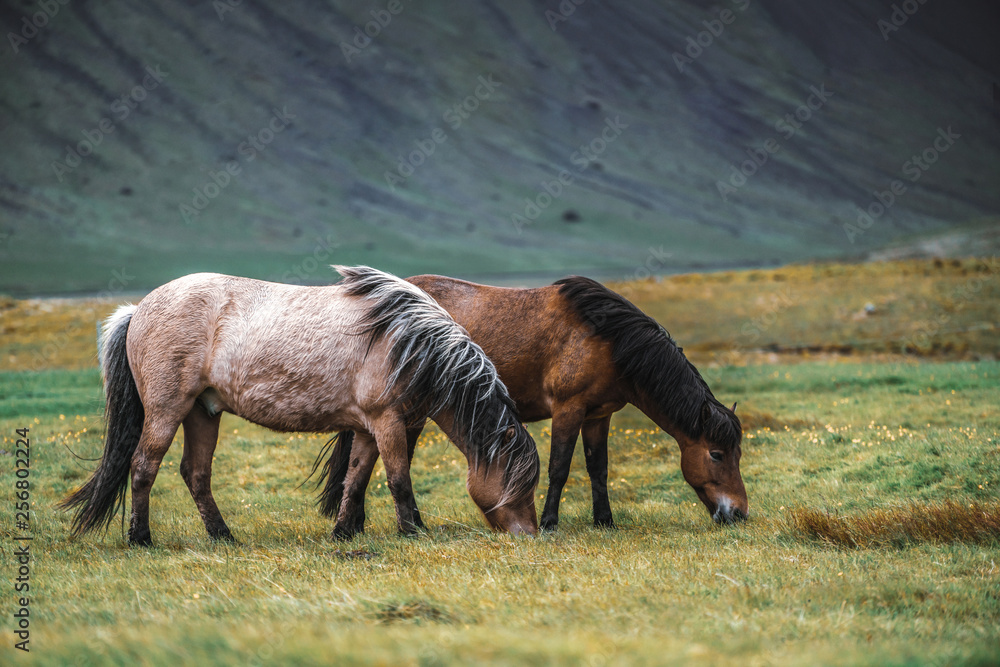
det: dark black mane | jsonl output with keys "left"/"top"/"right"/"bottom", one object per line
{"left": 555, "top": 276, "right": 741, "bottom": 451}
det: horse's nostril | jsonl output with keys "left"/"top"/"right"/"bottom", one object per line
{"left": 714, "top": 506, "right": 748, "bottom": 524}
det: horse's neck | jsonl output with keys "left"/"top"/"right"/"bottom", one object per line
{"left": 631, "top": 391, "right": 687, "bottom": 447}
{"left": 428, "top": 408, "right": 470, "bottom": 460}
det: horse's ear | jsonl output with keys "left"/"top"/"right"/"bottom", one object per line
{"left": 731, "top": 402, "right": 738, "bottom": 414}
{"left": 504, "top": 425, "right": 516, "bottom": 443}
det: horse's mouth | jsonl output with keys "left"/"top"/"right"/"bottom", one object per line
{"left": 712, "top": 501, "right": 749, "bottom": 524}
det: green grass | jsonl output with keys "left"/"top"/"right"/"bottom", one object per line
{"left": 2, "top": 360, "right": 998, "bottom": 665}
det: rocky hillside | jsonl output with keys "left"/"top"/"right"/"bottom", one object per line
{"left": 1, "top": 0, "right": 998, "bottom": 294}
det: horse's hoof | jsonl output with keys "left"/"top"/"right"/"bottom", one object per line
{"left": 128, "top": 534, "right": 153, "bottom": 547}
{"left": 211, "top": 531, "right": 238, "bottom": 544}
{"left": 540, "top": 519, "right": 559, "bottom": 532}
{"left": 398, "top": 523, "right": 425, "bottom": 538}
{"left": 332, "top": 524, "right": 360, "bottom": 541}
{"left": 593, "top": 516, "right": 615, "bottom": 529}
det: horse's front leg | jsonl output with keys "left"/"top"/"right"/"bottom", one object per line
{"left": 540, "top": 404, "right": 585, "bottom": 531}
{"left": 404, "top": 424, "right": 426, "bottom": 529}
{"left": 582, "top": 415, "right": 614, "bottom": 528}
{"left": 372, "top": 415, "right": 422, "bottom": 536}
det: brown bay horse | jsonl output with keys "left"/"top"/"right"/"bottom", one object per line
{"left": 60, "top": 266, "right": 540, "bottom": 544}
{"left": 321, "top": 275, "right": 747, "bottom": 535}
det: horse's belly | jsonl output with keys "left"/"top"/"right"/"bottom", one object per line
{"left": 209, "top": 381, "right": 358, "bottom": 434}
{"left": 513, "top": 399, "right": 553, "bottom": 423}
{"left": 234, "top": 400, "right": 350, "bottom": 433}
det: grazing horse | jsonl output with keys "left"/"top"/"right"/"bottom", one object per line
{"left": 60, "top": 266, "right": 540, "bottom": 544}
{"left": 321, "top": 275, "right": 746, "bottom": 533}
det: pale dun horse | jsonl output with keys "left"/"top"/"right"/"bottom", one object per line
{"left": 60, "top": 266, "right": 540, "bottom": 544}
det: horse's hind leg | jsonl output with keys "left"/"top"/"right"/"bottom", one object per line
{"left": 129, "top": 414, "right": 185, "bottom": 546}
{"left": 333, "top": 431, "right": 380, "bottom": 540}
{"left": 582, "top": 415, "right": 614, "bottom": 528}
{"left": 180, "top": 407, "right": 233, "bottom": 541}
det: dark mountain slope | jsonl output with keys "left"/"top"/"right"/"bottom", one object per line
{"left": 0, "top": 0, "right": 997, "bottom": 294}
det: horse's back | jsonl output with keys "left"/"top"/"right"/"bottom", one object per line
{"left": 124, "top": 273, "right": 374, "bottom": 430}
{"left": 129, "top": 273, "right": 277, "bottom": 364}
{"left": 407, "top": 275, "right": 622, "bottom": 420}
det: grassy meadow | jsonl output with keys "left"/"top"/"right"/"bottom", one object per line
{"left": 1, "top": 258, "right": 999, "bottom": 665}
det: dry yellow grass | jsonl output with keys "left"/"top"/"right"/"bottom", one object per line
{"left": 790, "top": 501, "right": 1000, "bottom": 549}
{"left": 3, "top": 258, "right": 996, "bottom": 374}
{"left": 611, "top": 256, "right": 1000, "bottom": 365}
{"left": 0, "top": 297, "right": 127, "bottom": 372}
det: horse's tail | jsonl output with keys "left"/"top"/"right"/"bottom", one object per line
{"left": 59, "top": 305, "right": 145, "bottom": 536}
{"left": 313, "top": 431, "right": 355, "bottom": 517}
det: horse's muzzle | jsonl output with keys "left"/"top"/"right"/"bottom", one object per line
{"left": 506, "top": 520, "right": 538, "bottom": 537}
{"left": 713, "top": 505, "right": 749, "bottom": 524}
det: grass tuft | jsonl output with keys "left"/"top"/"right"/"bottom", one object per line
{"left": 331, "top": 548, "right": 379, "bottom": 561}
{"left": 375, "top": 600, "right": 458, "bottom": 625}
{"left": 790, "top": 500, "right": 1000, "bottom": 548}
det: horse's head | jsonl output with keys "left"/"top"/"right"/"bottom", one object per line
{"left": 466, "top": 424, "right": 540, "bottom": 536}
{"left": 677, "top": 402, "right": 748, "bottom": 524}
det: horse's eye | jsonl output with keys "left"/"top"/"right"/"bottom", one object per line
{"left": 710, "top": 451, "right": 724, "bottom": 463}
